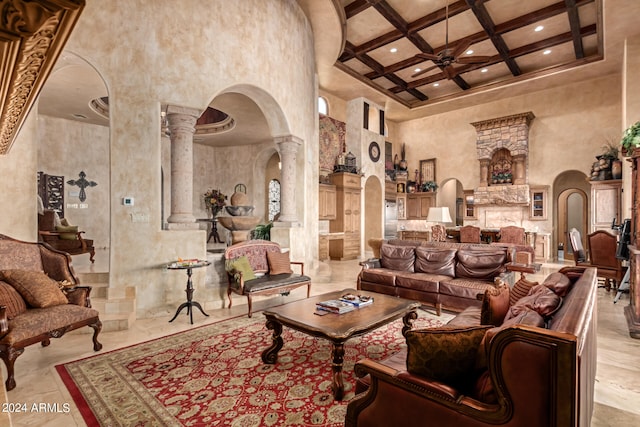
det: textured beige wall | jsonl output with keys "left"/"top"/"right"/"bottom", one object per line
{"left": 39, "top": 0, "right": 317, "bottom": 314}
{"left": 38, "top": 116, "right": 110, "bottom": 248}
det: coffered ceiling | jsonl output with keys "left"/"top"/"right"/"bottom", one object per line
{"left": 336, "top": 0, "right": 602, "bottom": 107}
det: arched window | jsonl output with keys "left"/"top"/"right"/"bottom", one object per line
{"left": 318, "top": 96, "right": 328, "bottom": 115}
{"left": 268, "top": 179, "right": 281, "bottom": 221}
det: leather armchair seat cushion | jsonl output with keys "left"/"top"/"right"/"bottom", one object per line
{"left": 455, "top": 249, "right": 506, "bottom": 280}
{"left": 414, "top": 247, "right": 456, "bottom": 276}
{"left": 360, "top": 268, "right": 396, "bottom": 286}
{"left": 380, "top": 244, "right": 416, "bottom": 272}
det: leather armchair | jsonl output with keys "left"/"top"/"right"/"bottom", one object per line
{"left": 459, "top": 225, "right": 481, "bottom": 243}
{"left": 587, "top": 230, "right": 626, "bottom": 291}
{"left": 37, "top": 210, "right": 95, "bottom": 263}
{"left": 498, "top": 226, "right": 525, "bottom": 244}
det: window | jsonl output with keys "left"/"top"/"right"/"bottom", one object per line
{"left": 318, "top": 96, "right": 328, "bottom": 115}
{"left": 268, "top": 179, "right": 281, "bottom": 221}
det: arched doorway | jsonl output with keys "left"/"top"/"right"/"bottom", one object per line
{"left": 554, "top": 171, "right": 590, "bottom": 261}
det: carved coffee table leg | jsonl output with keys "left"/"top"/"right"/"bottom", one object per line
{"left": 402, "top": 309, "right": 418, "bottom": 337}
{"left": 331, "top": 342, "right": 346, "bottom": 400}
{"left": 261, "top": 317, "right": 284, "bottom": 364}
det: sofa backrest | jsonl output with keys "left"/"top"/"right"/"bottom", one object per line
{"left": 224, "top": 239, "right": 282, "bottom": 273}
{"left": 0, "top": 235, "right": 44, "bottom": 272}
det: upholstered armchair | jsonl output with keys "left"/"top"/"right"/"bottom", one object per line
{"left": 37, "top": 210, "right": 95, "bottom": 263}
{"left": 431, "top": 225, "right": 447, "bottom": 242}
{"left": 587, "top": 230, "right": 626, "bottom": 291}
{"left": 459, "top": 225, "right": 481, "bottom": 243}
{"left": 498, "top": 226, "right": 526, "bottom": 244}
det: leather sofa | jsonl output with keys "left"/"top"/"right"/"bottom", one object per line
{"left": 358, "top": 241, "right": 515, "bottom": 315}
{"left": 346, "top": 266, "right": 597, "bottom": 427}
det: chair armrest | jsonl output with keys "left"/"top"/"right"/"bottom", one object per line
{"left": 359, "top": 259, "right": 381, "bottom": 269}
{"left": 290, "top": 261, "right": 304, "bottom": 275}
{"left": 0, "top": 306, "right": 7, "bottom": 339}
{"left": 65, "top": 286, "right": 93, "bottom": 307}
{"left": 39, "top": 245, "right": 79, "bottom": 283}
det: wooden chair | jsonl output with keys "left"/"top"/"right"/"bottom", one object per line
{"left": 459, "top": 225, "right": 481, "bottom": 243}
{"left": 587, "top": 230, "right": 626, "bottom": 291}
{"left": 567, "top": 228, "right": 590, "bottom": 265}
{"left": 37, "top": 210, "right": 95, "bottom": 263}
{"left": 498, "top": 226, "right": 526, "bottom": 244}
{"left": 431, "top": 225, "right": 446, "bottom": 242}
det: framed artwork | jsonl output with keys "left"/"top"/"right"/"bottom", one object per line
{"left": 420, "top": 158, "right": 436, "bottom": 184}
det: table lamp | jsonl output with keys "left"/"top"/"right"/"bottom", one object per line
{"left": 426, "top": 207, "right": 453, "bottom": 224}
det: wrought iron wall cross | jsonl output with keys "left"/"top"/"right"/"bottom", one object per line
{"left": 67, "top": 171, "right": 98, "bottom": 202}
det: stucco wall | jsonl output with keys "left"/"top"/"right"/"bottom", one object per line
{"left": 6, "top": 0, "right": 319, "bottom": 316}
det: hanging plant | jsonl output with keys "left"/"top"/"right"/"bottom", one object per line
{"left": 621, "top": 121, "right": 640, "bottom": 155}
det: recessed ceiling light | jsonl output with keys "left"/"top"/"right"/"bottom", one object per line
{"left": 433, "top": 83, "right": 439, "bottom": 87}
{"left": 414, "top": 68, "right": 421, "bottom": 73}
{"left": 72, "top": 113, "right": 87, "bottom": 119}
{"left": 390, "top": 47, "right": 398, "bottom": 53}
{"left": 534, "top": 25, "right": 544, "bottom": 32}
{"left": 543, "top": 49, "right": 552, "bottom": 55}
{"left": 481, "top": 68, "right": 488, "bottom": 73}
{"left": 466, "top": 50, "right": 474, "bottom": 55}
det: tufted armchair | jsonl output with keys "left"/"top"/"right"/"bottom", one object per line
{"left": 38, "top": 210, "right": 95, "bottom": 263}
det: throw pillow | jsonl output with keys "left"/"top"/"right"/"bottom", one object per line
{"left": 405, "top": 325, "right": 491, "bottom": 388}
{"left": 414, "top": 247, "right": 456, "bottom": 276}
{"left": 225, "top": 256, "right": 256, "bottom": 282}
{"left": 509, "top": 277, "right": 538, "bottom": 306}
{"left": 484, "top": 308, "right": 545, "bottom": 346}
{"left": 542, "top": 272, "right": 572, "bottom": 297}
{"left": 0, "top": 270, "right": 68, "bottom": 308}
{"left": 55, "top": 224, "right": 79, "bottom": 240}
{"left": 380, "top": 244, "right": 416, "bottom": 272}
{"left": 455, "top": 249, "right": 506, "bottom": 280}
{"left": 266, "top": 251, "right": 293, "bottom": 275}
{"left": 505, "top": 285, "right": 561, "bottom": 320}
{"left": 0, "top": 281, "right": 27, "bottom": 319}
{"left": 480, "top": 283, "right": 510, "bottom": 326}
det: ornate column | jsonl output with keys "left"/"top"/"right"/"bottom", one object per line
{"left": 512, "top": 154, "right": 526, "bottom": 185}
{"left": 275, "top": 135, "right": 303, "bottom": 223}
{"left": 166, "top": 105, "right": 201, "bottom": 229}
{"left": 479, "top": 159, "right": 490, "bottom": 187}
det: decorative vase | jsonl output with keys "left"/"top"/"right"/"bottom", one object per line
{"left": 399, "top": 159, "right": 407, "bottom": 170}
{"left": 612, "top": 159, "right": 622, "bottom": 179}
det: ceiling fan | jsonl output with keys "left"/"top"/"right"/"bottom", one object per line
{"left": 411, "top": 1, "right": 491, "bottom": 79}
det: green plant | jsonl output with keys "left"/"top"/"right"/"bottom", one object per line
{"left": 621, "top": 121, "right": 640, "bottom": 153}
{"left": 251, "top": 222, "right": 273, "bottom": 240}
{"left": 421, "top": 181, "right": 438, "bottom": 192}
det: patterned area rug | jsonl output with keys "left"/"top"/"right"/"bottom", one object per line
{"left": 57, "top": 310, "right": 444, "bottom": 426}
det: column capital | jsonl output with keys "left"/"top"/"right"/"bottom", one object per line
{"left": 166, "top": 105, "right": 202, "bottom": 118}
{"left": 274, "top": 134, "right": 303, "bottom": 151}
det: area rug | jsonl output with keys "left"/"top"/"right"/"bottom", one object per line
{"left": 56, "top": 310, "right": 445, "bottom": 426}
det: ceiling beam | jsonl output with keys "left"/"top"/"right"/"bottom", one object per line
{"left": 564, "top": 0, "right": 585, "bottom": 58}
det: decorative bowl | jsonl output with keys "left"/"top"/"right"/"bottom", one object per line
{"left": 225, "top": 205, "right": 254, "bottom": 216}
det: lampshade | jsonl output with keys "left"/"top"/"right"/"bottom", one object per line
{"left": 426, "top": 207, "right": 452, "bottom": 223}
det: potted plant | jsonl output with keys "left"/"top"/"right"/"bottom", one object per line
{"left": 621, "top": 121, "right": 640, "bottom": 155}
{"left": 421, "top": 181, "right": 438, "bottom": 192}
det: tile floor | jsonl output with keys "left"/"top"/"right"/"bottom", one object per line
{"left": 2, "top": 251, "right": 640, "bottom": 426}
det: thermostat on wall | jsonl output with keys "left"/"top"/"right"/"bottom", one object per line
{"left": 123, "top": 197, "right": 134, "bottom": 206}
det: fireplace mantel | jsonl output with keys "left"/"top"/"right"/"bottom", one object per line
{"left": 474, "top": 185, "right": 531, "bottom": 206}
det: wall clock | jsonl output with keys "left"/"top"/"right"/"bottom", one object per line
{"left": 368, "top": 141, "right": 380, "bottom": 162}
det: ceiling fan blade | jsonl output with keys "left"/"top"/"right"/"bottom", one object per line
{"left": 451, "top": 39, "right": 472, "bottom": 58}
{"left": 417, "top": 52, "right": 440, "bottom": 62}
{"left": 443, "top": 65, "right": 459, "bottom": 79}
{"left": 411, "top": 64, "right": 440, "bottom": 78}
{"left": 456, "top": 55, "right": 492, "bottom": 64}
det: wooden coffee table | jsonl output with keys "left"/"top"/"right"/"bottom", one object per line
{"left": 260, "top": 289, "right": 420, "bottom": 400}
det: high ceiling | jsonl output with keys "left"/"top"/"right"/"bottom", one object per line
{"left": 336, "top": 0, "right": 601, "bottom": 107}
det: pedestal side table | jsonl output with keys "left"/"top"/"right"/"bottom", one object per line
{"left": 167, "top": 259, "right": 211, "bottom": 324}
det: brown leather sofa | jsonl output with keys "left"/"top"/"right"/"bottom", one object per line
{"left": 358, "top": 241, "right": 515, "bottom": 315}
{"left": 346, "top": 266, "right": 597, "bottom": 427}
{"left": 0, "top": 234, "right": 102, "bottom": 390}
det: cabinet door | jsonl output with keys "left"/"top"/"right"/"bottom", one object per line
{"left": 347, "top": 190, "right": 361, "bottom": 233}
{"left": 419, "top": 194, "right": 434, "bottom": 217}
{"left": 406, "top": 195, "right": 420, "bottom": 219}
{"left": 319, "top": 185, "right": 336, "bottom": 219}
{"left": 591, "top": 180, "right": 622, "bottom": 232}
{"left": 529, "top": 186, "right": 548, "bottom": 220}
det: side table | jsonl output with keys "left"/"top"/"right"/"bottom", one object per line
{"left": 506, "top": 262, "right": 542, "bottom": 280}
{"left": 197, "top": 218, "right": 222, "bottom": 243}
{"left": 167, "top": 259, "right": 211, "bottom": 324}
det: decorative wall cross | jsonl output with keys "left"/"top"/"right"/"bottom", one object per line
{"left": 67, "top": 171, "right": 98, "bottom": 202}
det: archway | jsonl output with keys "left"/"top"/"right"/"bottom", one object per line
{"left": 439, "top": 178, "right": 463, "bottom": 226}
{"left": 554, "top": 170, "right": 590, "bottom": 261}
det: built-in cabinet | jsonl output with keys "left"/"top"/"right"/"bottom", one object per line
{"left": 319, "top": 184, "right": 337, "bottom": 220}
{"left": 533, "top": 232, "right": 550, "bottom": 262}
{"left": 623, "top": 149, "right": 640, "bottom": 339}
{"left": 329, "top": 172, "right": 361, "bottom": 260}
{"left": 399, "top": 230, "right": 429, "bottom": 241}
{"left": 529, "top": 186, "right": 548, "bottom": 220}
{"left": 590, "top": 179, "right": 622, "bottom": 232}
{"left": 406, "top": 193, "right": 436, "bottom": 219}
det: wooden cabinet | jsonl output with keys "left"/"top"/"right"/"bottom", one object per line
{"left": 534, "top": 232, "right": 550, "bottom": 262}
{"left": 624, "top": 149, "right": 640, "bottom": 339}
{"left": 319, "top": 184, "right": 336, "bottom": 220}
{"left": 329, "top": 173, "right": 361, "bottom": 260}
{"left": 590, "top": 179, "right": 622, "bottom": 232}
{"left": 464, "top": 190, "right": 476, "bottom": 219}
{"left": 529, "top": 186, "right": 548, "bottom": 220}
{"left": 399, "top": 230, "right": 430, "bottom": 242}
{"left": 406, "top": 193, "right": 435, "bottom": 219}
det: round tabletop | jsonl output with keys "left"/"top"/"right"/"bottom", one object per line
{"left": 167, "top": 260, "right": 211, "bottom": 270}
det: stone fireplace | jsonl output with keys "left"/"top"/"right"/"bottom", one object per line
{"left": 471, "top": 112, "right": 535, "bottom": 206}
